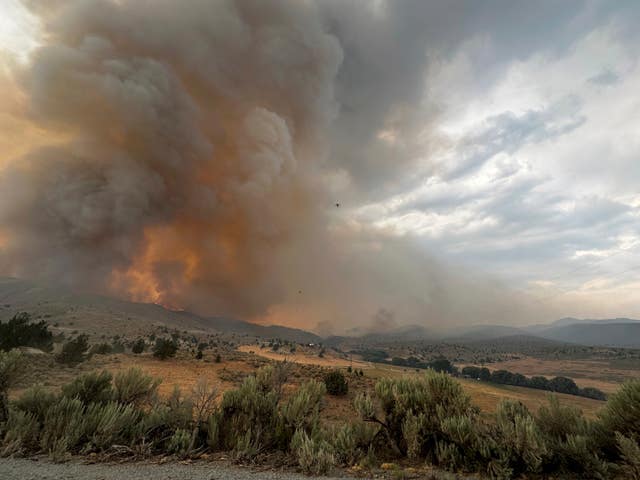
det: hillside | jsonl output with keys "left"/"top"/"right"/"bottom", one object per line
{"left": 443, "top": 324, "right": 526, "bottom": 341}
{"left": 0, "top": 277, "right": 321, "bottom": 344}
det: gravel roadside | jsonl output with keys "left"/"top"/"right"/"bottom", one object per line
{"left": 0, "top": 457, "right": 353, "bottom": 480}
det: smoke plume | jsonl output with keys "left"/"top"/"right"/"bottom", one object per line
{"left": 0, "top": 0, "right": 551, "bottom": 333}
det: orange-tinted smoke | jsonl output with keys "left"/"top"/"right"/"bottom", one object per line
{"left": 0, "top": 0, "right": 342, "bottom": 321}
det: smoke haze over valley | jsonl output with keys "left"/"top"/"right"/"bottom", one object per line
{"left": 1, "top": 0, "right": 640, "bottom": 334}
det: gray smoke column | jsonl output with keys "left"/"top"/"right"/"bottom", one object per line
{"left": 0, "top": 0, "right": 344, "bottom": 317}
{"left": 0, "top": 0, "right": 550, "bottom": 332}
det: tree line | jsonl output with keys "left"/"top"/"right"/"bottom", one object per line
{"left": 461, "top": 365, "right": 607, "bottom": 400}
{"left": 354, "top": 349, "right": 456, "bottom": 373}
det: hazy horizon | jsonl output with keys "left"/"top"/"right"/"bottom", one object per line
{"left": 1, "top": 1, "right": 639, "bottom": 334}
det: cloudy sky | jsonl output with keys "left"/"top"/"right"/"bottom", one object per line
{"left": 328, "top": 0, "right": 640, "bottom": 322}
{"left": 0, "top": 1, "right": 639, "bottom": 331}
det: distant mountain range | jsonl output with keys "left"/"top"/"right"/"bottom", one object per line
{"left": 528, "top": 316, "right": 640, "bottom": 330}
{"left": 447, "top": 318, "right": 640, "bottom": 348}
{"left": 331, "top": 318, "right": 640, "bottom": 349}
{"left": 0, "top": 277, "right": 321, "bottom": 344}
{"left": 1, "top": 276, "right": 638, "bottom": 348}
{"left": 525, "top": 320, "right": 640, "bottom": 348}
{"left": 345, "top": 318, "right": 640, "bottom": 348}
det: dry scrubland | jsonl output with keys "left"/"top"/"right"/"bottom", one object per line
{"left": 2, "top": 333, "right": 640, "bottom": 479}
{"left": 13, "top": 346, "right": 610, "bottom": 422}
{"left": 241, "top": 345, "right": 608, "bottom": 417}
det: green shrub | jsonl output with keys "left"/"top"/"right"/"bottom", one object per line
{"left": 353, "top": 392, "right": 376, "bottom": 420}
{"left": 165, "top": 386, "right": 195, "bottom": 430}
{"left": 427, "top": 356, "right": 455, "bottom": 373}
{"left": 56, "top": 335, "right": 89, "bottom": 365}
{"left": 152, "top": 338, "right": 177, "bottom": 360}
{"left": 257, "top": 362, "right": 291, "bottom": 398}
{"left": 167, "top": 428, "right": 191, "bottom": 456}
{"left": 292, "top": 429, "right": 335, "bottom": 475}
{"left": 324, "top": 370, "right": 348, "bottom": 396}
{"left": 580, "top": 387, "right": 607, "bottom": 401}
{"left": 534, "top": 395, "right": 606, "bottom": 476}
{"left": 0, "top": 350, "right": 24, "bottom": 423}
{"left": 278, "top": 379, "right": 325, "bottom": 448}
{"left": 281, "top": 380, "right": 325, "bottom": 431}
{"left": 82, "top": 401, "right": 140, "bottom": 452}
{"left": 616, "top": 432, "right": 640, "bottom": 480}
{"left": 190, "top": 379, "right": 218, "bottom": 428}
{"left": 14, "top": 384, "right": 57, "bottom": 421}
{"left": 329, "top": 423, "right": 358, "bottom": 466}
{"left": 362, "top": 370, "right": 477, "bottom": 460}
{"left": 62, "top": 371, "right": 113, "bottom": 405}
{"left": 0, "top": 312, "right": 53, "bottom": 352}
{"left": 437, "top": 413, "right": 487, "bottom": 471}
{"left": 328, "top": 421, "right": 378, "bottom": 466}
{"left": 110, "top": 340, "right": 125, "bottom": 354}
{"left": 113, "top": 368, "right": 160, "bottom": 407}
{"left": 207, "top": 413, "right": 220, "bottom": 450}
{"left": 40, "top": 396, "right": 86, "bottom": 459}
{"left": 135, "top": 387, "right": 192, "bottom": 452}
{"left": 599, "top": 380, "right": 640, "bottom": 449}
{"left": 208, "top": 365, "right": 321, "bottom": 458}
{"left": 1, "top": 410, "right": 39, "bottom": 456}
{"left": 89, "top": 343, "right": 113, "bottom": 356}
{"left": 548, "top": 376, "right": 580, "bottom": 396}
{"left": 492, "top": 400, "right": 547, "bottom": 476}
{"left": 536, "top": 395, "right": 586, "bottom": 441}
{"left": 216, "top": 374, "right": 279, "bottom": 456}
{"left": 131, "top": 338, "right": 146, "bottom": 354}
{"left": 529, "top": 375, "right": 550, "bottom": 390}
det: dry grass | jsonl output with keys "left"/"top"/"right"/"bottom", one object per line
{"left": 12, "top": 350, "right": 259, "bottom": 399}
{"left": 98, "top": 354, "right": 253, "bottom": 396}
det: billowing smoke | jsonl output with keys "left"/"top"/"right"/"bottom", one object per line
{"left": 0, "top": 0, "right": 551, "bottom": 333}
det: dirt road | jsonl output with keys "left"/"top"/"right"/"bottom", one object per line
{"left": 0, "top": 458, "right": 352, "bottom": 480}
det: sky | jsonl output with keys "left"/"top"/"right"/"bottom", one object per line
{"left": 0, "top": 1, "right": 639, "bottom": 333}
